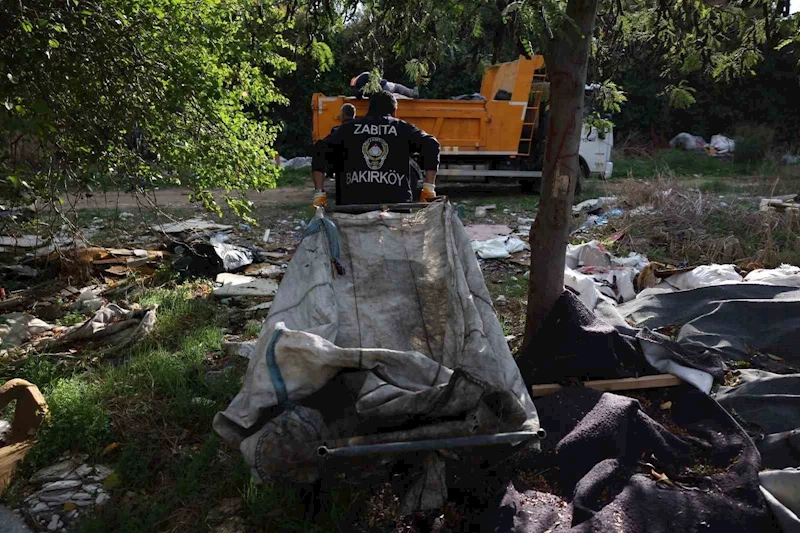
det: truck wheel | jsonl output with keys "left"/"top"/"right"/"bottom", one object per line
{"left": 520, "top": 178, "right": 541, "bottom": 195}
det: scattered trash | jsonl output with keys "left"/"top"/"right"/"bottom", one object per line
{"left": 1, "top": 265, "right": 39, "bottom": 278}
{"left": 157, "top": 218, "right": 233, "bottom": 234}
{"left": 54, "top": 303, "right": 158, "bottom": 355}
{"left": 238, "top": 224, "right": 250, "bottom": 231}
{"left": 566, "top": 240, "right": 612, "bottom": 270}
{"left": 279, "top": 156, "right": 312, "bottom": 169}
{"left": 118, "top": 212, "right": 134, "bottom": 220}
{"left": 0, "top": 313, "right": 55, "bottom": 350}
{"left": 70, "top": 287, "right": 103, "bottom": 313}
{"left": 471, "top": 236, "right": 528, "bottom": 259}
{"left": 262, "top": 229, "right": 270, "bottom": 243}
{"left": 707, "top": 135, "right": 735, "bottom": 156}
{"left": 474, "top": 204, "right": 497, "bottom": 218}
{"left": 464, "top": 224, "right": 512, "bottom": 242}
{"left": 495, "top": 295, "right": 507, "bottom": 304}
{"left": 759, "top": 195, "right": 800, "bottom": 212}
{"left": 0, "top": 235, "right": 50, "bottom": 248}
{"left": 213, "top": 273, "right": 279, "bottom": 297}
{"left": 669, "top": 132, "right": 707, "bottom": 152}
{"left": 572, "top": 198, "right": 605, "bottom": 215}
{"left": 222, "top": 340, "right": 256, "bottom": 359}
{"left": 245, "top": 301, "right": 273, "bottom": 312}
{"left": 781, "top": 154, "right": 800, "bottom": 166}
{"left": 629, "top": 205, "right": 656, "bottom": 217}
{"left": 243, "top": 263, "right": 283, "bottom": 278}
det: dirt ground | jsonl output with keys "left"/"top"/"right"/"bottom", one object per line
{"left": 67, "top": 186, "right": 310, "bottom": 210}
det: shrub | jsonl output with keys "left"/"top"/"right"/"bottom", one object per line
{"left": 734, "top": 124, "right": 775, "bottom": 163}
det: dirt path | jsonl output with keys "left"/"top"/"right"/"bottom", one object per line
{"left": 67, "top": 187, "right": 309, "bottom": 210}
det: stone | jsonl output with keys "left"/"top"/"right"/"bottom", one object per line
{"left": 30, "top": 459, "right": 79, "bottom": 483}
{"left": 92, "top": 465, "right": 113, "bottom": 480}
{"left": 95, "top": 493, "right": 110, "bottom": 506}
{"left": 40, "top": 480, "right": 82, "bottom": 492}
{"left": 83, "top": 484, "right": 99, "bottom": 494}
{"left": 31, "top": 502, "right": 49, "bottom": 513}
{"left": 38, "top": 490, "right": 76, "bottom": 504}
{"left": 66, "top": 509, "right": 79, "bottom": 519}
{"left": 0, "top": 505, "right": 34, "bottom": 533}
{"left": 47, "top": 515, "right": 59, "bottom": 531}
{"left": 73, "top": 464, "right": 93, "bottom": 477}
{"left": 210, "top": 517, "right": 248, "bottom": 533}
{"left": 70, "top": 492, "right": 91, "bottom": 501}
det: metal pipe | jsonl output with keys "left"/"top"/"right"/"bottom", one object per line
{"left": 317, "top": 430, "right": 544, "bottom": 458}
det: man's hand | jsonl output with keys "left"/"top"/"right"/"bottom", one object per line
{"left": 419, "top": 182, "right": 436, "bottom": 203}
{"left": 312, "top": 190, "right": 327, "bottom": 210}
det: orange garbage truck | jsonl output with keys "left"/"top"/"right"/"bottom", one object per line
{"left": 311, "top": 55, "right": 614, "bottom": 195}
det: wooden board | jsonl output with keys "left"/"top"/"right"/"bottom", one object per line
{"left": 531, "top": 374, "right": 683, "bottom": 397}
{"left": 0, "top": 441, "right": 35, "bottom": 494}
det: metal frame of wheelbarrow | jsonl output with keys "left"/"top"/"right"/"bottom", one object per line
{"left": 317, "top": 430, "right": 546, "bottom": 458}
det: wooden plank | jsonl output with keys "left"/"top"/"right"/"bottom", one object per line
{"left": 0, "top": 441, "right": 35, "bottom": 493}
{"left": 531, "top": 374, "right": 683, "bottom": 398}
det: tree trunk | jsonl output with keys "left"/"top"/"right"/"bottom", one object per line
{"left": 521, "top": 0, "right": 600, "bottom": 353}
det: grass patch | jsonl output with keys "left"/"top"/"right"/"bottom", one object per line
{"left": 1, "top": 278, "right": 370, "bottom": 531}
{"left": 278, "top": 167, "right": 311, "bottom": 188}
{"left": 613, "top": 150, "right": 765, "bottom": 180}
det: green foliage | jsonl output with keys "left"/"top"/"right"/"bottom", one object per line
{"left": 363, "top": 69, "right": 384, "bottom": 96}
{"left": 734, "top": 124, "right": 775, "bottom": 163}
{"left": 28, "top": 378, "right": 112, "bottom": 469}
{"left": 659, "top": 82, "right": 698, "bottom": 110}
{"left": 404, "top": 59, "right": 431, "bottom": 87}
{"left": 1, "top": 0, "right": 294, "bottom": 216}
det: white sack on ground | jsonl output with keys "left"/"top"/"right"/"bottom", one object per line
{"left": 665, "top": 264, "right": 743, "bottom": 291}
{"left": 214, "top": 202, "right": 539, "bottom": 485}
{"left": 744, "top": 265, "right": 800, "bottom": 287}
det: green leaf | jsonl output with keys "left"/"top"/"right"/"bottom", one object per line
{"left": 776, "top": 37, "right": 797, "bottom": 51}
{"left": 21, "top": 20, "right": 33, "bottom": 32}
{"left": 48, "top": 39, "right": 60, "bottom": 48}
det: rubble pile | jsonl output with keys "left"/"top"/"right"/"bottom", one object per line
{"left": 20, "top": 456, "right": 114, "bottom": 531}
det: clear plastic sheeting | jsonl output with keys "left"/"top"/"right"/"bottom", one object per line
{"left": 471, "top": 236, "right": 528, "bottom": 259}
{"left": 214, "top": 202, "right": 539, "bottom": 497}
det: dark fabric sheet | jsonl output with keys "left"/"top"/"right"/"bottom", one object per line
{"left": 619, "top": 284, "right": 800, "bottom": 332}
{"left": 483, "top": 387, "right": 778, "bottom": 533}
{"left": 716, "top": 370, "right": 800, "bottom": 469}
{"left": 518, "top": 291, "right": 722, "bottom": 385}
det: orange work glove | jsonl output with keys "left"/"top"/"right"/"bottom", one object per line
{"left": 419, "top": 183, "right": 436, "bottom": 203}
{"left": 312, "top": 190, "right": 327, "bottom": 210}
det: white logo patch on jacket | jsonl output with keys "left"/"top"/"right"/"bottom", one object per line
{"left": 362, "top": 137, "right": 389, "bottom": 170}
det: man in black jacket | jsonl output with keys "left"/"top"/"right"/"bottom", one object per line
{"left": 312, "top": 91, "right": 440, "bottom": 208}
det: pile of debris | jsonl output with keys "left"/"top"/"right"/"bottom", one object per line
{"left": 19, "top": 456, "right": 114, "bottom": 531}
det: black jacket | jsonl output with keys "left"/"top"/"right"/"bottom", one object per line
{"left": 312, "top": 115, "right": 440, "bottom": 205}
